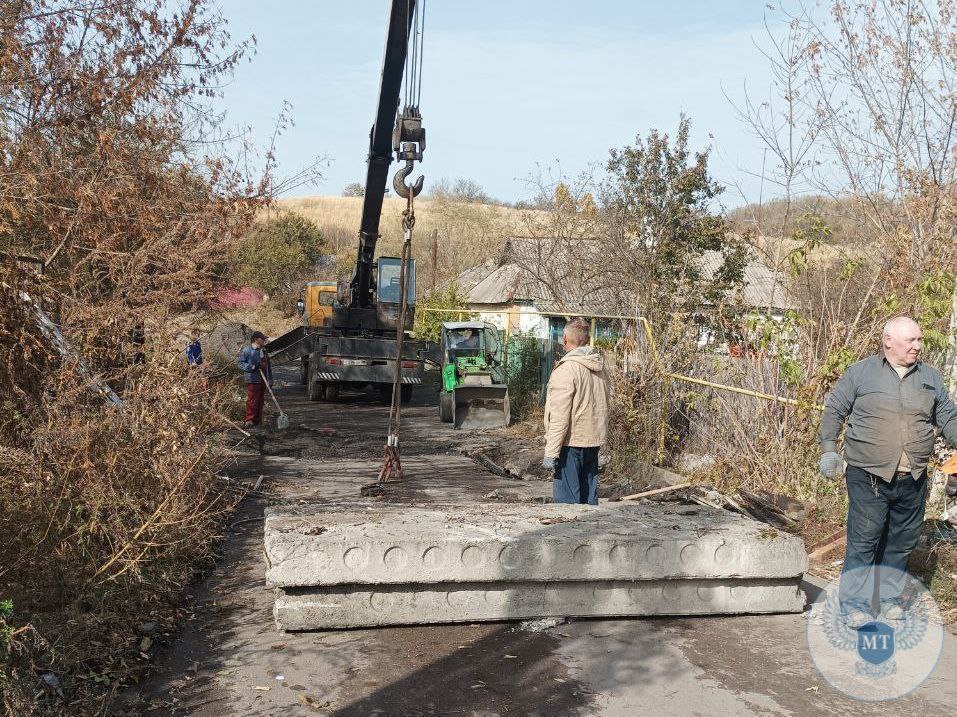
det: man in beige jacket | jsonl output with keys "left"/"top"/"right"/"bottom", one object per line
{"left": 543, "top": 318, "right": 612, "bottom": 504}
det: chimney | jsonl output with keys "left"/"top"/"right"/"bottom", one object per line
{"left": 498, "top": 238, "right": 513, "bottom": 267}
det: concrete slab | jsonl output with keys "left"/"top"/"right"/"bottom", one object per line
{"left": 274, "top": 579, "right": 805, "bottom": 630}
{"left": 264, "top": 502, "right": 807, "bottom": 588}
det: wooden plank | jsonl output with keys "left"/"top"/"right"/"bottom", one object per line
{"left": 619, "top": 482, "right": 693, "bottom": 502}
{"left": 807, "top": 534, "right": 847, "bottom": 561}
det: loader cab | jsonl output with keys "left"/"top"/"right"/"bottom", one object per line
{"left": 299, "top": 281, "right": 338, "bottom": 327}
{"left": 442, "top": 323, "right": 503, "bottom": 366}
{"left": 442, "top": 325, "right": 492, "bottom": 361}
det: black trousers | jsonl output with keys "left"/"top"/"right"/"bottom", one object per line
{"left": 839, "top": 464, "right": 926, "bottom": 609}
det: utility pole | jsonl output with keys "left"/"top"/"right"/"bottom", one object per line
{"left": 430, "top": 228, "right": 438, "bottom": 291}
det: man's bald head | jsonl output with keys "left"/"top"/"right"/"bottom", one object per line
{"left": 883, "top": 316, "right": 920, "bottom": 337}
{"left": 882, "top": 316, "right": 922, "bottom": 367}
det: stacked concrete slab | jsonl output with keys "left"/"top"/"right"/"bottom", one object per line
{"left": 265, "top": 502, "right": 808, "bottom": 630}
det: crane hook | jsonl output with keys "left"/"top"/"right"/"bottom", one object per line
{"left": 392, "top": 159, "right": 424, "bottom": 199}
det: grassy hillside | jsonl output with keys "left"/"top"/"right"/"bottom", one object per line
{"left": 273, "top": 195, "right": 867, "bottom": 303}
{"left": 276, "top": 195, "right": 530, "bottom": 289}
{"left": 727, "top": 195, "right": 873, "bottom": 247}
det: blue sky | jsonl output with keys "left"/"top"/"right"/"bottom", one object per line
{"left": 216, "top": 1, "right": 786, "bottom": 207}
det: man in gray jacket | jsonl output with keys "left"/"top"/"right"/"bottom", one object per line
{"left": 543, "top": 318, "right": 612, "bottom": 505}
{"left": 819, "top": 316, "right": 957, "bottom": 625}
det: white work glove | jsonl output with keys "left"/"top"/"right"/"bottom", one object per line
{"left": 542, "top": 457, "right": 556, "bottom": 470}
{"left": 819, "top": 451, "right": 843, "bottom": 480}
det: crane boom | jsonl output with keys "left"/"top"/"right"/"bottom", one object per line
{"left": 267, "top": 0, "right": 430, "bottom": 409}
{"left": 351, "top": 0, "right": 420, "bottom": 309}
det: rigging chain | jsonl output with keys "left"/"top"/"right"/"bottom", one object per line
{"left": 377, "top": 190, "right": 416, "bottom": 484}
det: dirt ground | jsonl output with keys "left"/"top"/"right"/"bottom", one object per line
{"left": 115, "top": 367, "right": 957, "bottom": 716}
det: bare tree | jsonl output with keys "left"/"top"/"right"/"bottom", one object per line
{"left": 703, "top": 0, "right": 957, "bottom": 506}
{"left": 799, "top": 1, "right": 956, "bottom": 278}
{"left": 342, "top": 181, "right": 365, "bottom": 197}
{"left": 510, "top": 170, "right": 608, "bottom": 313}
{"left": 734, "top": 1, "right": 957, "bottom": 382}
{"left": 727, "top": 12, "right": 825, "bottom": 239}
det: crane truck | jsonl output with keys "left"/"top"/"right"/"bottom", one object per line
{"left": 266, "top": 0, "right": 429, "bottom": 404}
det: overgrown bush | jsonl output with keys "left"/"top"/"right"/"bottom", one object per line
{"left": 0, "top": 306, "right": 242, "bottom": 712}
{"left": 0, "top": 1, "right": 265, "bottom": 712}
{"left": 0, "top": 597, "right": 46, "bottom": 717}
{"left": 232, "top": 212, "right": 326, "bottom": 295}
{"left": 413, "top": 284, "right": 475, "bottom": 343}
{"left": 505, "top": 332, "right": 544, "bottom": 421}
{"left": 604, "top": 317, "right": 698, "bottom": 475}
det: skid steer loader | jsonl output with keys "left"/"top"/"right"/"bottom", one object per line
{"left": 438, "top": 322, "right": 510, "bottom": 429}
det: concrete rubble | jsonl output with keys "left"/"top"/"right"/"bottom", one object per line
{"left": 266, "top": 502, "right": 808, "bottom": 630}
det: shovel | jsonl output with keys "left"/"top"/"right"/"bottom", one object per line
{"left": 261, "top": 369, "right": 289, "bottom": 430}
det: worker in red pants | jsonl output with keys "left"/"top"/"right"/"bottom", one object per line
{"left": 237, "top": 331, "right": 271, "bottom": 426}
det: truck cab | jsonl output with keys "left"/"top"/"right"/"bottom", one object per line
{"left": 298, "top": 281, "right": 338, "bottom": 327}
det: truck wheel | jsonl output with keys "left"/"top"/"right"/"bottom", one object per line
{"left": 401, "top": 384, "right": 413, "bottom": 404}
{"left": 299, "top": 357, "right": 309, "bottom": 385}
{"left": 308, "top": 373, "right": 324, "bottom": 401}
{"left": 439, "top": 391, "right": 453, "bottom": 423}
{"left": 325, "top": 382, "right": 340, "bottom": 401}
{"left": 376, "top": 383, "right": 393, "bottom": 404}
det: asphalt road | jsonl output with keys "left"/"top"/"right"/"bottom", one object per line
{"left": 119, "top": 370, "right": 957, "bottom": 716}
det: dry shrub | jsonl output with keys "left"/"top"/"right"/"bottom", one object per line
{"left": 0, "top": 1, "right": 267, "bottom": 712}
{"left": 1, "top": 280, "right": 246, "bottom": 715}
{"left": 605, "top": 313, "right": 704, "bottom": 467}
{"left": 673, "top": 360, "right": 848, "bottom": 532}
{"left": 0, "top": 616, "right": 48, "bottom": 716}
{"left": 605, "top": 239, "right": 950, "bottom": 535}
{"left": 0, "top": 368, "right": 234, "bottom": 606}
{"left": 606, "top": 354, "right": 670, "bottom": 476}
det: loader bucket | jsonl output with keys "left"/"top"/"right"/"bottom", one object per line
{"left": 453, "top": 385, "right": 510, "bottom": 430}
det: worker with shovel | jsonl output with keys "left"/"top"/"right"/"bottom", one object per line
{"left": 819, "top": 316, "right": 957, "bottom": 627}
{"left": 238, "top": 330, "right": 272, "bottom": 427}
